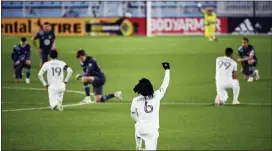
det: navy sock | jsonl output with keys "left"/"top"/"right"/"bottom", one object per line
{"left": 26, "top": 67, "right": 31, "bottom": 78}
{"left": 83, "top": 83, "right": 90, "bottom": 96}
{"left": 249, "top": 65, "right": 255, "bottom": 76}
{"left": 101, "top": 94, "right": 115, "bottom": 102}
{"left": 15, "top": 66, "right": 22, "bottom": 79}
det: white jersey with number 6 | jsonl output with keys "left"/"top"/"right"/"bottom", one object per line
{"left": 215, "top": 56, "right": 237, "bottom": 83}
{"left": 40, "top": 59, "right": 67, "bottom": 85}
{"left": 131, "top": 70, "right": 170, "bottom": 132}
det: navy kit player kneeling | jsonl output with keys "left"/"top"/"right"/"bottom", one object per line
{"left": 75, "top": 49, "right": 123, "bottom": 103}
{"left": 11, "top": 37, "right": 31, "bottom": 83}
{"left": 237, "top": 37, "right": 260, "bottom": 82}
{"left": 130, "top": 62, "right": 170, "bottom": 150}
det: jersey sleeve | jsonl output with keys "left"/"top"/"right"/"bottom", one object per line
{"left": 52, "top": 32, "right": 56, "bottom": 40}
{"left": 233, "top": 62, "right": 238, "bottom": 72}
{"left": 212, "top": 13, "right": 216, "bottom": 22}
{"left": 238, "top": 47, "right": 243, "bottom": 58}
{"left": 33, "top": 32, "right": 40, "bottom": 40}
{"left": 157, "top": 70, "right": 170, "bottom": 99}
{"left": 25, "top": 45, "right": 31, "bottom": 60}
{"left": 40, "top": 62, "right": 48, "bottom": 72}
{"left": 11, "top": 45, "right": 18, "bottom": 62}
{"left": 85, "top": 60, "right": 96, "bottom": 74}
{"left": 130, "top": 99, "right": 137, "bottom": 113}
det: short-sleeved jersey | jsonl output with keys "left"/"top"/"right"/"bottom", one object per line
{"left": 40, "top": 59, "right": 68, "bottom": 85}
{"left": 202, "top": 11, "right": 216, "bottom": 26}
{"left": 130, "top": 89, "right": 165, "bottom": 131}
{"left": 215, "top": 56, "right": 237, "bottom": 82}
{"left": 11, "top": 44, "right": 31, "bottom": 62}
{"left": 81, "top": 56, "right": 105, "bottom": 77}
{"left": 34, "top": 30, "right": 55, "bottom": 51}
{"left": 238, "top": 45, "right": 257, "bottom": 61}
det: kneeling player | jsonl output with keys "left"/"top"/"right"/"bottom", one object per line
{"left": 237, "top": 37, "right": 260, "bottom": 82}
{"left": 11, "top": 37, "right": 32, "bottom": 83}
{"left": 38, "top": 50, "right": 73, "bottom": 111}
{"left": 215, "top": 48, "right": 240, "bottom": 105}
{"left": 130, "top": 62, "right": 170, "bottom": 150}
{"left": 75, "top": 49, "right": 122, "bottom": 103}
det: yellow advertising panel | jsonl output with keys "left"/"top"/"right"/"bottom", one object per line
{"left": 1, "top": 18, "right": 85, "bottom": 36}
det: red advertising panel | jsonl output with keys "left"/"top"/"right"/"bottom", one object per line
{"left": 151, "top": 17, "right": 228, "bottom": 35}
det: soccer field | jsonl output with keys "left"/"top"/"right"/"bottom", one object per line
{"left": 1, "top": 36, "right": 272, "bottom": 150}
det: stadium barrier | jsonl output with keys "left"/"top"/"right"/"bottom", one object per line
{"left": 2, "top": 17, "right": 272, "bottom": 36}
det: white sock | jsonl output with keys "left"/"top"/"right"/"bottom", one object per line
{"left": 233, "top": 79, "right": 240, "bottom": 101}
{"left": 135, "top": 135, "right": 142, "bottom": 148}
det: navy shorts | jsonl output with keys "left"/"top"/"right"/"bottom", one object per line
{"left": 242, "top": 59, "right": 257, "bottom": 76}
{"left": 92, "top": 76, "right": 106, "bottom": 95}
{"left": 41, "top": 49, "right": 51, "bottom": 63}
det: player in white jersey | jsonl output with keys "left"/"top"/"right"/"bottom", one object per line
{"left": 38, "top": 50, "right": 73, "bottom": 111}
{"left": 130, "top": 62, "right": 170, "bottom": 150}
{"left": 215, "top": 48, "right": 240, "bottom": 105}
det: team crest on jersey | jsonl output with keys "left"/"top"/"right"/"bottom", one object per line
{"left": 88, "top": 63, "right": 92, "bottom": 67}
{"left": 49, "top": 35, "right": 52, "bottom": 39}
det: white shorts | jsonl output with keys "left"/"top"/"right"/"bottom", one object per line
{"left": 216, "top": 80, "right": 235, "bottom": 102}
{"left": 135, "top": 127, "right": 159, "bottom": 150}
{"left": 48, "top": 83, "right": 66, "bottom": 108}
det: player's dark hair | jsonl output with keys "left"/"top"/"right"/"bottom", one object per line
{"left": 76, "top": 49, "right": 86, "bottom": 58}
{"left": 50, "top": 50, "right": 58, "bottom": 59}
{"left": 133, "top": 78, "right": 154, "bottom": 100}
{"left": 243, "top": 37, "right": 249, "bottom": 42}
{"left": 21, "top": 37, "right": 27, "bottom": 42}
{"left": 225, "top": 47, "right": 233, "bottom": 56}
{"left": 44, "top": 22, "right": 50, "bottom": 25}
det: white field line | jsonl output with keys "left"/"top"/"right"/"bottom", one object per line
{"left": 2, "top": 86, "right": 93, "bottom": 95}
{"left": 1, "top": 86, "right": 271, "bottom": 113}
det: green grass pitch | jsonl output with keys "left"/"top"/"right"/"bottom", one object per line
{"left": 1, "top": 36, "right": 272, "bottom": 150}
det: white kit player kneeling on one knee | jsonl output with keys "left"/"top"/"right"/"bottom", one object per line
{"left": 38, "top": 50, "right": 73, "bottom": 111}
{"left": 215, "top": 48, "right": 240, "bottom": 105}
{"left": 130, "top": 62, "right": 170, "bottom": 151}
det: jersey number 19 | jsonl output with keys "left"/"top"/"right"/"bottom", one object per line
{"left": 51, "top": 67, "right": 62, "bottom": 76}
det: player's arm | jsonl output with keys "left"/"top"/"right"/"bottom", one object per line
{"left": 51, "top": 32, "right": 56, "bottom": 50}
{"left": 38, "top": 63, "right": 48, "bottom": 87}
{"left": 64, "top": 65, "right": 73, "bottom": 83}
{"left": 237, "top": 50, "right": 255, "bottom": 62}
{"left": 25, "top": 45, "right": 32, "bottom": 65}
{"left": 158, "top": 62, "right": 170, "bottom": 96}
{"left": 130, "top": 99, "right": 139, "bottom": 122}
{"left": 232, "top": 62, "right": 238, "bottom": 79}
{"left": 11, "top": 46, "right": 19, "bottom": 63}
{"left": 32, "top": 33, "right": 41, "bottom": 53}
{"left": 76, "top": 61, "right": 95, "bottom": 80}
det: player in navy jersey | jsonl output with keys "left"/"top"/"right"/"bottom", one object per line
{"left": 32, "top": 22, "right": 56, "bottom": 67}
{"left": 75, "top": 49, "right": 123, "bottom": 103}
{"left": 11, "top": 37, "right": 32, "bottom": 83}
{"left": 237, "top": 37, "right": 260, "bottom": 82}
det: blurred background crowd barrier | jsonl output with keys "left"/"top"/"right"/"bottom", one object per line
{"left": 2, "top": 1, "right": 272, "bottom": 36}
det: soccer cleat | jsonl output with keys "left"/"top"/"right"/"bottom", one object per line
{"left": 247, "top": 77, "right": 254, "bottom": 82}
{"left": 232, "top": 100, "right": 240, "bottom": 105}
{"left": 114, "top": 91, "right": 123, "bottom": 101}
{"left": 254, "top": 70, "right": 260, "bottom": 80}
{"left": 79, "top": 97, "right": 93, "bottom": 104}
{"left": 136, "top": 147, "right": 145, "bottom": 150}
{"left": 57, "top": 102, "right": 63, "bottom": 111}
{"left": 25, "top": 78, "right": 30, "bottom": 84}
{"left": 51, "top": 105, "right": 58, "bottom": 110}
